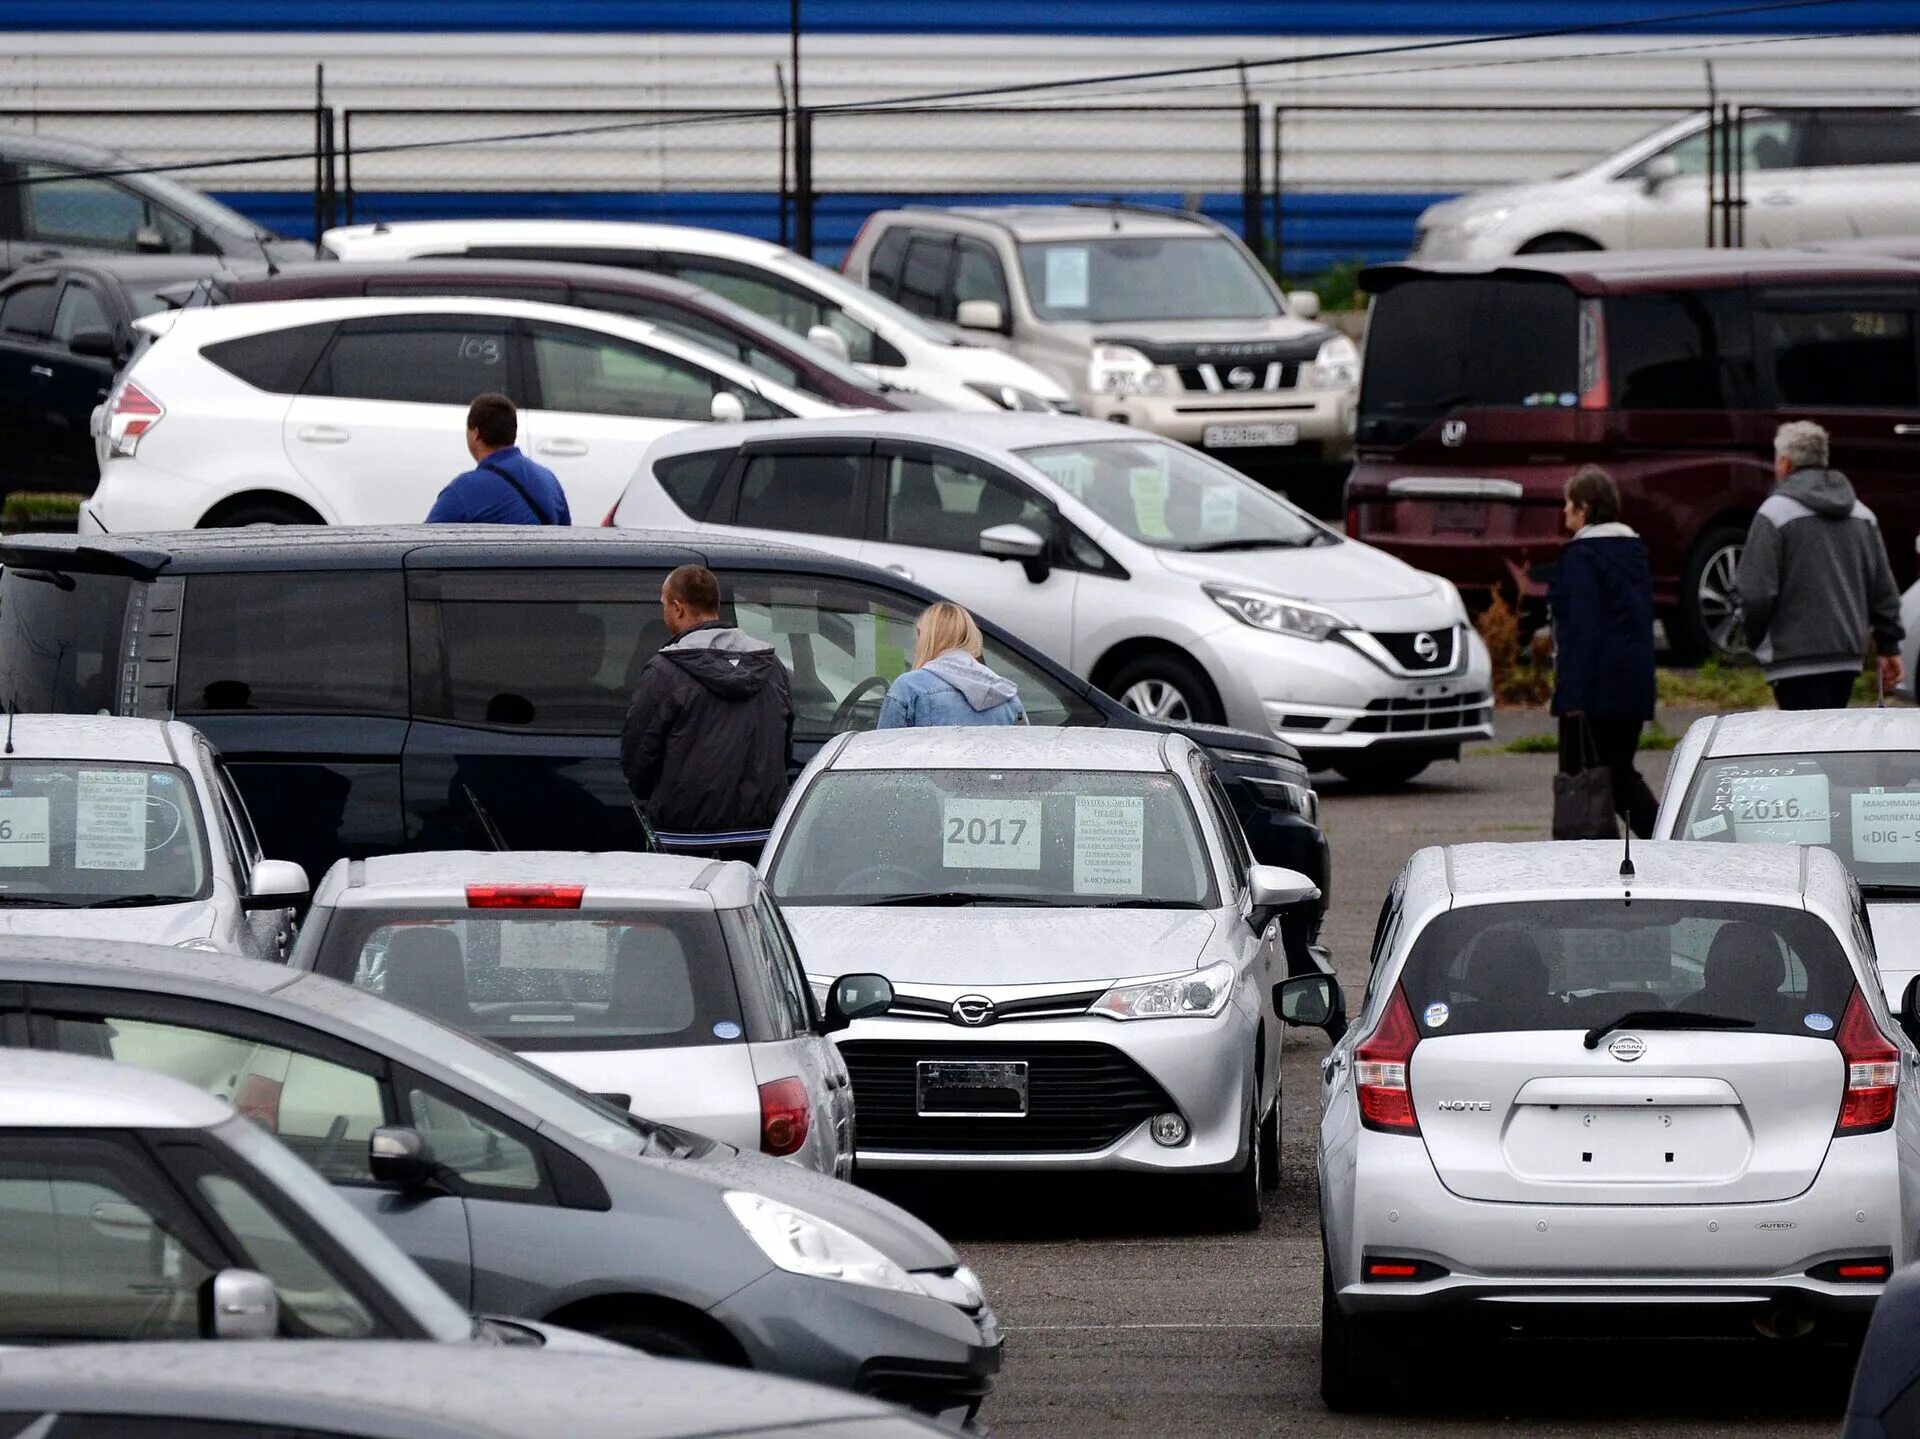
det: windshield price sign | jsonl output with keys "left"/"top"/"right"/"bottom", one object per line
{"left": 76, "top": 770, "right": 150, "bottom": 871}
{"left": 1728, "top": 773, "right": 1831, "bottom": 845}
{"left": 942, "top": 798, "right": 1043, "bottom": 871}
{"left": 0, "top": 797, "right": 50, "bottom": 868}
{"left": 1074, "top": 795, "right": 1144, "bottom": 894}
{"left": 1852, "top": 791, "right": 1920, "bottom": 863}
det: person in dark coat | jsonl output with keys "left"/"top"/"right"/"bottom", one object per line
{"left": 425, "top": 393, "right": 571, "bottom": 525}
{"left": 1550, "top": 465, "right": 1658, "bottom": 838}
{"left": 620, "top": 565, "right": 794, "bottom": 855}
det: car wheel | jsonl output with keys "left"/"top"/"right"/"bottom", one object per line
{"left": 1106, "top": 652, "right": 1224, "bottom": 726}
{"left": 1331, "top": 752, "right": 1431, "bottom": 788}
{"left": 1516, "top": 232, "right": 1602, "bottom": 253}
{"left": 201, "top": 498, "right": 321, "bottom": 528}
{"left": 1320, "top": 1251, "right": 1388, "bottom": 1412}
{"left": 1258, "top": 1098, "right": 1281, "bottom": 1192}
{"left": 1203, "top": 1094, "right": 1263, "bottom": 1233}
{"left": 590, "top": 1318, "right": 738, "bottom": 1365}
{"left": 1675, "top": 522, "right": 1751, "bottom": 662}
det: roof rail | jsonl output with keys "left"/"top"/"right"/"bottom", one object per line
{"left": 1064, "top": 199, "right": 1226, "bottom": 231}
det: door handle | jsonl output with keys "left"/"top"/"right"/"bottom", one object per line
{"left": 1895, "top": 425, "right": 1920, "bottom": 437}
{"left": 536, "top": 439, "right": 589, "bottom": 458}
{"left": 28, "top": 365, "right": 53, "bottom": 379}
{"left": 296, "top": 426, "right": 349, "bottom": 445}
{"left": 884, "top": 563, "right": 914, "bottom": 580}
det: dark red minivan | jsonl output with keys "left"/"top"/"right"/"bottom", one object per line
{"left": 1346, "top": 250, "right": 1920, "bottom": 657}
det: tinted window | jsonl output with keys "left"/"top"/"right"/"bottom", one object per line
{"left": 1397, "top": 900, "right": 1854, "bottom": 1038}
{"left": 655, "top": 449, "right": 732, "bottom": 520}
{"left": 867, "top": 226, "right": 909, "bottom": 292}
{"left": 201, "top": 322, "right": 333, "bottom": 394}
{"left": 361, "top": 278, "right": 558, "bottom": 302}
{"left": 1763, "top": 300, "right": 1918, "bottom": 408}
{"left": 1810, "top": 112, "right": 1920, "bottom": 167}
{"left": 179, "top": 573, "right": 408, "bottom": 716}
{"left": 954, "top": 239, "right": 1010, "bottom": 317}
{"left": 896, "top": 234, "right": 954, "bottom": 318}
{"left": 309, "top": 319, "right": 511, "bottom": 406}
{"left": 1608, "top": 291, "right": 1754, "bottom": 410}
{"left": 0, "top": 568, "right": 131, "bottom": 715}
{"left": 733, "top": 452, "right": 867, "bottom": 539}
{"left": 0, "top": 280, "right": 57, "bottom": 338}
{"left": 883, "top": 452, "right": 1047, "bottom": 553}
{"left": 52, "top": 283, "right": 110, "bottom": 346}
{"left": 20, "top": 165, "right": 146, "bottom": 249}
{"left": 529, "top": 323, "right": 779, "bottom": 421}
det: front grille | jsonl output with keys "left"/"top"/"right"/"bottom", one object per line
{"left": 840, "top": 1040, "right": 1175, "bottom": 1154}
{"left": 1370, "top": 628, "right": 1458, "bottom": 672}
{"left": 1349, "top": 690, "right": 1493, "bottom": 734}
{"left": 1176, "top": 361, "right": 1300, "bottom": 393}
{"left": 886, "top": 990, "right": 1106, "bottom": 1025}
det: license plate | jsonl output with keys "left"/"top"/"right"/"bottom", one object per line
{"left": 1435, "top": 500, "right": 1487, "bottom": 532}
{"left": 1204, "top": 422, "right": 1298, "bottom": 449}
{"left": 916, "top": 1060, "right": 1028, "bottom": 1118}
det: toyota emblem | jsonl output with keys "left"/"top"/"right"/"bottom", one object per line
{"left": 1441, "top": 419, "right": 1466, "bottom": 447}
{"left": 951, "top": 994, "right": 997, "bottom": 1027}
{"left": 1608, "top": 1035, "right": 1646, "bottom": 1062}
{"left": 1226, "top": 366, "right": 1257, "bottom": 390}
{"left": 1413, "top": 631, "right": 1441, "bottom": 663}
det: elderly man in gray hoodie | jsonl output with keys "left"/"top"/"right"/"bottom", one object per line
{"left": 1737, "top": 421, "right": 1904, "bottom": 711}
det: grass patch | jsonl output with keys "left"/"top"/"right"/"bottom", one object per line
{"left": 1639, "top": 720, "right": 1678, "bottom": 751}
{"left": 0, "top": 491, "right": 82, "bottom": 529}
{"left": 1656, "top": 658, "right": 1771, "bottom": 710}
{"left": 1501, "top": 720, "right": 1675, "bottom": 756}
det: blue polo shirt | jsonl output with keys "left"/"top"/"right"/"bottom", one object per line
{"left": 425, "top": 446, "right": 572, "bottom": 525}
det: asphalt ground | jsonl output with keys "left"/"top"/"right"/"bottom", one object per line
{"left": 868, "top": 708, "right": 1859, "bottom": 1438}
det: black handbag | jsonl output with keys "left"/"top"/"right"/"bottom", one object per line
{"left": 1552, "top": 717, "right": 1619, "bottom": 841}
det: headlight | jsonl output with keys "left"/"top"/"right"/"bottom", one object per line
{"left": 724, "top": 1191, "right": 927, "bottom": 1296}
{"left": 1092, "top": 959, "right": 1237, "bottom": 1020}
{"left": 1204, "top": 583, "right": 1354, "bottom": 641}
{"left": 173, "top": 938, "right": 224, "bottom": 952}
{"left": 965, "top": 380, "right": 1056, "bottom": 412}
{"left": 1433, "top": 576, "right": 1469, "bottom": 624}
{"left": 1456, "top": 206, "right": 1514, "bottom": 238}
{"left": 1089, "top": 344, "right": 1168, "bottom": 397}
{"left": 1307, "top": 335, "right": 1360, "bottom": 391}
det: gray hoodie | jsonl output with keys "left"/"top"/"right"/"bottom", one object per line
{"left": 1736, "top": 466, "right": 1903, "bottom": 681}
{"left": 876, "top": 650, "right": 1025, "bottom": 729}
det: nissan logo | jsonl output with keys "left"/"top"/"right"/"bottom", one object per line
{"left": 951, "top": 994, "right": 996, "bottom": 1027}
{"left": 1608, "top": 1035, "right": 1646, "bottom": 1062}
{"left": 1413, "top": 631, "right": 1441, "bottom": 663}
{"left": 1226, "top": 366, "right": 1257, "bottom": 390}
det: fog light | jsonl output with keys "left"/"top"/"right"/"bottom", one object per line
{"left": 1149, "top": 1112, "right": 1188, "bottom": 1147}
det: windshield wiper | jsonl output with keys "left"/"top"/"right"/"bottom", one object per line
{"left": 1079, "top": 898, "right": 1206, "bottom": 909}
{"left": 1583, "top": 1009, "right": 1755, "bottom": 1050}
{"left": 1860, "top": 882, "right": 1920, "bottom": 896}
{"left": 0, "top": 896, "right": 70, "bottom": 908}
{"left": 82, "top": 894, "right": 186, "bottom": 908}
{"left": 1177, "top": 537, "right": 1312, "bottom": 553}
{"left": 858, "top": 891, "right": 1047, "bottom": 907}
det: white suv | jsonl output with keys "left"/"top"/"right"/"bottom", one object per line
{"left": 84, "top": 294, "right": 844, "bottom": 532}
{"left": 321, "top": 220, "right": 1072, "bottom": 416}
{"left": 611, "top": 412, "right": 1491, "bottom": 785}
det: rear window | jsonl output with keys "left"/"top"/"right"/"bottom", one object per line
{"left": 0, "top": 568, "right": 132, "bottom": 715}
{"left": 1358, "top": 277, "right": 1580, "bottom": 446}
{"left": 1396, "top": 900, "right": 1855, "bottom": 1039}
{"left": 178, "top": 573, "right": 407, "bottom": 716}
{"left": 312, "top": 907, "right": 744, "bottom": 1051}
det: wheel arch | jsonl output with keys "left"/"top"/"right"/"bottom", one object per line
{"left": 540, "top": 1291, "right": 751, "bottom": 1366}
{"left": 198, "top": 489, "right": 328, "bottom": 527}
{"left": 1089, "top": 637, "right": 1224, "bottom": 714}
{"left": 1515, "top": 231, "right": 1604, "bottom": 254}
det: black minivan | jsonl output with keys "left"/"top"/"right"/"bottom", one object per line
{"left": 0, "top": 526, "right": 1328, "bottom": 918}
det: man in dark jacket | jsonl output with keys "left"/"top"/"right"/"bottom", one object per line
{"left": 621, "top": 565, "right": 794, "bottom": 853}
{"left": 1738, "top": 421, "right": 1903, "bottom": 710}
{"left": 425, "top": 394, "right": 571, "bottom": 525}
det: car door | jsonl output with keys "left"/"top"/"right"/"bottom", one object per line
{"left": 739, "top": 891, "right": 846, "bottom": 1176}
{"left": 708, "top": 441, "right": 874, "bottom": 564}
{"left": 283, "top": 314, "right": 519, "bottom": 523}
{"left": 1621, "top": 115, "right": 1812, "bottom": 250}
{"left": 1790, "top": 110, "right": 1920, "bottom": 244}
{"left": 0, "top": 274, "right": 61, "bottom": 484}
{"left": 39, "top": 278, "right": 120, "bottom": 490}
{"left": 863, "top": 440, "right": 1082, "bottom": 666}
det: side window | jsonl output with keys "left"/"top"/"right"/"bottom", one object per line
{"left": 895, "top": 233, "right": 955, "bottom": 318}
{"left": 200, "top": 323, "right": 334, "bottom": 395}
{"left": 881, "top": 451, "right": 1049, "bottom": 554}
{"left": 578, "top": 294, "right": 806, "bottom": 391}
{"left": 755, "top": 894, "right": 816, "bottom": 1026}
{"left": 528, "top": 322, "right": 779, "bottom": 422}
{"left": 19, "top": 165, "right": 148, "bottom": 249}
{"left": 306, "top": 318, "right": 512, "bottom": 406}
{"left": 733, "top": 451, "right": 868, "bottom": 540}
{"left": 1360, "top": 888, "right": 1405, "bottom": 1015}
{"left": 1808, "top": 112, "right": 1920, "bottom": 168}
{"left": 212, "top": 760, "right": 265, "bottom": 868}
{"left": 654, "top": 449, "right": 734, "bottom": 521}
{"left": 146, "top": 206, "right": 200, "bottom": 256}
{"left": 661, "top": 258, "right": 899, "bottom": 368}
{"left": 193, "top": 1173, "right": 374, "bottom": 1337}
{"left": 1210, "top": 776, "right": 1255, "bottom": 893}
{"left": 404, "top": 1084, "right": 542, "bottom": 1194}
{"left": 52, "top": 282, "right": 111, "bottom": 348}
{"left": 1607, "top": 291, "right": 1755, "bottom": 410}
{"left": 735, "top": 899, "right": 806, "bottom": 1039}
{"left": 866, "top": 227, "right": 909, "bottom": 296}
{"left": 953, "top": 239, "right": 1010, "bottom": 318}
{"left": 1186, "top": 756, "right": 1246, "bottom": 899}
{"left": 178, "top": 572, "right": 408, "bottom": 717}
{"left": 1761, "top": 297, "right": 1919, "bottom": 409}
{"left": 0, "top": 279, "right": 58, "bottom": 339}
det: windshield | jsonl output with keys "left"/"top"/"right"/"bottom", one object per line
{"left": 1397, "top": 900, "right": 1856, "bottom": 1039}
{"left": 1678, "top": 750, "right": 1920, "bottom": 891}
{"left": 1017, "top": 236, "right": 1280, "bottom": 323}
{"left": 0, "top": 761, "right": 208, "bottom": 907}
{"left": 766, "top": 249, "right": 954, "bottom": 345}
{"left": 0, "top": 567, "right": 133, "bottom": 716}
{"left": 767, "top": 767, "right": 1218, "bottom": 908}
{"left": 1020, "top": 438, "right": 1329, "bottom": 550}
{"left": 313, "top": 908, "right": 744, "bottom": 1052}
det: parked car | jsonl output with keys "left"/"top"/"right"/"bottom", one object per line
{"left": 0, "top": 935, "right": 1002, "bottom": 1421}
{"left": 290, "top": 851, "right": 871, "bottom": 1179}
{"left": 83, "top": 294, "right": 851, "bottom": 532}
{"left": 1318, "top": 840, "right": 1914, "bottom": 1410}
{"left": 1653, "top": 709, "right": 1920, "bottom": 1005}
{"left": 1346, "top": 247, "right": 1920, "bottom": 658}
{"left": 0, "top": 255, "right": 247, "bottom": 495}
{"left": 612, "top": 412, "right": 1490, "bottom": 785}
{"left": 0, "top": 714, "right": 304, "bottom": 958}
{"left": 0, "top": 130, "right": 313, "bottom": 275}
{"left": 319, "top": 220, "right": 1073, "bottom": 414}
{"left": 1413, "top": 106, "right": 1920, "bottom": 260}
{"left": 1844, "top": 1258, "right": 1920, "bottom": 1439}
{"left": 841, "top": 203, "right": 1355, "bottom": 516}
{"left": 0, "top": 1048, "right": 623, "bottom": 1350}
{"left": 0, "top": 527, "right": 1329, "bottom": 939}
{"left": 763, "top": 727, "right": 1333, "bottom": 1230}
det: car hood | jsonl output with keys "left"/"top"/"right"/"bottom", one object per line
{"left": 1151, "top": 537, "right": 1445, "bottom": 608}
{"left": 0, "top": 901, "right": 217, "bottom": 946}
{"left": 783, "top": 906, "right": 1220, "bottom": 987}
{"left": 1420, "top": 178, "right": 1575, "bottom": 228}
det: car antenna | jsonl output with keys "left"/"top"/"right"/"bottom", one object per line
{"left": 253, "top": 231, "right": 281, "bottom": 279}
{"left": 5, "top": 698, "right": 16, "bottom": 756}
{"left": 1619, "top": 821, "right": 1635, "bottom": 882}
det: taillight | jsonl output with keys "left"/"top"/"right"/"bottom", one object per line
{"left": 759, "top": 1077, "right": 811, "bottom": 1157}
{"left": 1355, "top": 986, "right": 1421, "bottom": 1134}
{"left": 107, "top": 380, "right": 163, "bottom": 458}
{"left": 1810, "top": 1258, "right": 1892, "bottom": 1283}
{"left": 1345, "top": 503, "right": 1360, "bottom": 538}
{"left": 1364, "top": 1257, "right": 1447, "bottom": 1282}
{"left": 600, "top": 501, "right": 619, "bottom": 527}
{"left": 1836, "top": 987, "right": 1899, "bottom": 1134}
{"left": 1577, "top": 298, "right": 1609, "bottom": 410}
{"left": 465, "top": 883, "right": 584, "bottom": 909}
{"left": 233, "top": 1073, "right": 283, "bottom": 1130}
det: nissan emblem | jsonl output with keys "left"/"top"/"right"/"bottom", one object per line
{"left": 1607, "top": 1035, "right": 1646, "bottom": 1062}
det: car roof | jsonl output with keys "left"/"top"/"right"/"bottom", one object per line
{"left": 1694, "top": 708, "right": 1920, "bottom": 757}
{"left": 1365, "top": 247, "right": 1920, "bottom": 296}
{"left": 319, "top": 850, "right": 753, "bottom": 911}
{"left": 232, "top": 256, "right": 720, "bottom": 302}
{"left": 829, "top": 726, "right": 1175, "bottom": 772}
{"left": 325, "top": 219, "right": 787, "bottom": 264}
{"left": 647, "top": 409, "right": 1139, "bottom": 464}
{"left": 1427, "top": 839, "right": 1820, "bottom": 904}
{"left": 910, "top": 204, "right": 1215, "bottom": 242}
{"left": 0, "top": 1048, "right": 231, "bottom": 1131}
{"left": 143, "top": 292, "right": 702, "bottom": 346}
{"left": 4, "top": 255, "right": 261, "bottom": 288}
{"left": 0, "top": 714, "right": 189, "bottom": 765}
{"left": 0, "top": 1343, "right": 905, "bottom": 1439}
{"left": 0, "top": 129, "right": 133, "bottom": 167}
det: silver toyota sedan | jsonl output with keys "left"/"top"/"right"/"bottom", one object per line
{"left": 1318, "top": 840, "right": 1920, "bottom": 1411}
{"left": 761, "top": 727, "right": 1330, "bottom": 1231}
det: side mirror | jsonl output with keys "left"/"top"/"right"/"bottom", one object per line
{"left": 369, "top": 1125, "right": 439, "bottom": 1191}
{"left": 980, "top": 522, "right": 1050, "bottom": 584}
{"left": 244, "top": 858, "right": 308, "bottom": 911}
{"left": 1247, "top": 863, "right": 1321, "bottom": 935}
{"left": 955, "top": 298, "right": 1005, "bottom": 333}
{"left": 133, "top": 224, "right": 170, "bottom": 254}
{"left": 1286, "top": 290, "right": 1322, "bottom": 320}
{"left": 68, "top": 329, "right": 121, "bottom": 360}
{"left": 805, "top": 324, "right": 852, "bottom": 364}
{"left": 709, "top": 390, "right": 747, "bottom": 424}
{"left": 200, "top": 1268, "right": 279, "bottom": 1340}
{"left": 1642, "top": 153, "right": 1681, "bottom": 194}
{"left": 821, "top": 972, "right": 893, "bottom": 1034}
{"left": 1276, "top": 973, "right": 1336, "bottom": 1029}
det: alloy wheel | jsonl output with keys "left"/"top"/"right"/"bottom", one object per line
{"left": 1119, "top": 678, "right": 1193, "bottom": 722}
{"left": 1695, "top": 541, "right": 1750, "bottom": 659}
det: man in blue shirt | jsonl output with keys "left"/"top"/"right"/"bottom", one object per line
{"left": 425, "top": 393, "right": 572, "bottom": 525}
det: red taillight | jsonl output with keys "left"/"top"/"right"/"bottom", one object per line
{"left": 1367, "top": 1263, "right": 1417, "bottom": 1278}
{"left": 600, "top": 501, "right": 619, "bottom": 527}
{"left": 1345, "top": 504, "right": 1360, "bottom": 538}
{"left": 233, "top": 1073, "right": 283, "bottom": 1130}
{"left": 1356, "top": 986, "right": 1421, "bottom": 1134}
{"left": 1577, "top": 297, "right": 1609, "bottom": 410}
{"left": 1836, "top": 987, "right": 1899, "bottom": 1134}
{"left": 107, "top": 380, "right": 163, "bottom": 458}
{"left": 465, "top": 883, "right": 584, "bottom": 909}
{"left": 1839, "top": 1263, "right": 1890, "bottom": 1280}
{"left": 759, "top": 1077, "right": 811, "bottom": 1157}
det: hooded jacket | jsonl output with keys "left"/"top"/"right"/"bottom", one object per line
{"left": 876, "top": 650, "right": 1025, "bottom": 729}
{"left": 1549, "top": 521, "right": 1657, "bottom": 720}
{"left": 1737, "top": 466, "right": 1903, "bottom": 681}
{"left": 620, "top": 621, "right": 794, "bottom": 838}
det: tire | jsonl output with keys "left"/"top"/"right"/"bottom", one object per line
{"left": 1516, "top": 233, "right": 1602, "bottom": 254}
{"left": 201, "top": 498, "right": 321, "bottom": 528}
{"left": 1258, "top": 1098, "right": 1281, "bottom": 1192}
{"left": 589, "top": 1318, "right": 738, "bottom": 1364}
{"left": 1331, "top": 752, "right": 1431, "bottom": 788}
{"left": 1320, "top": 1252, "right": 1389, "bottom": 1412}
{"left": 1674, "top": 522, "right": 1751, "bottom": 662}
{"left": 1203, "top": 1093, "right": 1263, "bottom": 1233}
{"left": 1105, "top": 651, "right": 1224, "bottom": 726}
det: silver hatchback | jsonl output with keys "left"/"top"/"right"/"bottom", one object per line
{"left": 1318, "top": 840, "right": 1920, "bottom": 1410}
